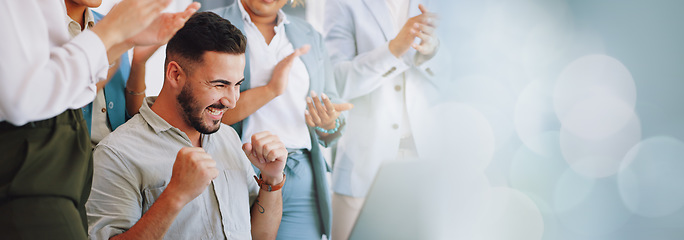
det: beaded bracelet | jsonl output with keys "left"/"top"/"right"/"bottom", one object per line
{"left": 315, "top": 118, "right": 340, "bottom": 134}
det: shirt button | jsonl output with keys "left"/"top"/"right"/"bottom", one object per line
{"left": 101, "top": 108, "right": 107, "bottom": 113}
{"left": 392, "top": 124, "right": 399, "bottom": 129}
{"left": 394, "top": 85, "right": 401, "bottom": 92}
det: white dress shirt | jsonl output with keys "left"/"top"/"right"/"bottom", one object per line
{"left": 238, "top": 2, "right": 312, "bottom": 150}
{"left": 0, "top": 1, "right": 108, "bottom": 126}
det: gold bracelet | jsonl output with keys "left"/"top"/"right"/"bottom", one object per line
{"left": 125, "top": 88, "right": 146, "bottom": 96}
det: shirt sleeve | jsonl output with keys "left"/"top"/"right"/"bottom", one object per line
{"left": 0, "top": 0, "right": 108, "bottom": 126}
{"left": 87, "top": 144, "right": 143, "bottom": 240}
{"left": 323, "top": 0, "right": 410, "bottom": 101}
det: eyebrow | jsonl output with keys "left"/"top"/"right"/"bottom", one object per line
{"left": 210, "top": 78, "right": 245, "bottom": 85}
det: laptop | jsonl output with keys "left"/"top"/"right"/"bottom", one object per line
{"left": 349, "top": 159, "right": 487, "bottom": 239}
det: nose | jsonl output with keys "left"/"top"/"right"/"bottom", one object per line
{"left": 220, "top": 87, "right": 239, "bottom": 109}
{"left": 219, "top": 97, "right": 234, "bottom": 109}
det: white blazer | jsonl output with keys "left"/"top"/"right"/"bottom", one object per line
{"left": 324, "top": 0, "right": 451, "bottom": 197}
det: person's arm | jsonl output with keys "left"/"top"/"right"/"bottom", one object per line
{"left": 125, "top": 45, "right": 162, "bottom": 115}
{"left": 323, "top": 0, "right": 441, "bottom": 101}
{"left": 0, "top": 1, "right": 108, "bottom": 125}
{"left": 221, "top": 45, "right": 310, "bottom": 125}
{"left": 242, "top": 132, "right": 288, "bottom": 239}
{"left": 305, "top": 33, "right": 352, "bottom": 146}
{"left": 0, "top": 0, "right": 198, "bottom": 125}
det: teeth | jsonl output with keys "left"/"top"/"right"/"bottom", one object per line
{"left": 207, "top": 107, "right": 223, "bottom": 116}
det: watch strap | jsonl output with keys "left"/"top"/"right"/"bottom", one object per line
{"left": 254, "top": 173, "right": 286, "bottom": 192}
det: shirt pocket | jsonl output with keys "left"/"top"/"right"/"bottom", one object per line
{"left": 142, "top": 184, "right": 213, "bottom": 239}
{"left": 142, "top": 185, "right": 165, "bottom": 214}
{"left": 215, "top": 169, "right": 252, "bottom": 235}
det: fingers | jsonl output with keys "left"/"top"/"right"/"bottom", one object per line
{"left": 248, "top": 132, "right": 286, "bottom": 164}
{"left": 172, "top": 2, "right": 200, "bottom": 27}
{"left": 311, "top": 91, "right": 328, "bottom": 116}
{"left": 242, "top": 142, "right": 253, "bottom": 158}
{"left": 333, "top": 103, "right": 354, "bottom": 112}
{"left": 183, "top": 2, "right": 202, "bottom": 19}
{"left": 321, "top": 93, "right": 336, "bottom": 115}
{"left": 294, "top": 44, "right": 311, "bottom": 57}
{"left": 282, "top": 44, "right": 311, "bottom": 66}
{"left": 171, "top": 146, "right": 219, "bottom": 203}
{"left": 418, "top": 3, "right": 429, "bottom": 14}
{"left": 306, "top": 96, "right": 322, "bottom": 125}
{"left": 411, "top": 31, "right": 438, "bottom": 54}
{"left": 305, "top": 110, "right": 316, "bottom": 127}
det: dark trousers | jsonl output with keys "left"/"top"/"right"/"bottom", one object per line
{"left": 0, "top": 109, "right": 92, "bottom": 239}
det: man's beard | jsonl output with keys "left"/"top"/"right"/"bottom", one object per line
{"left": 177, "top": 84, "right": 224, "bottom": 134}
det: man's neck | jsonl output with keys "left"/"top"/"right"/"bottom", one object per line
{"left": 150, "top": 95, "right": 203, "bottom": 147}
{"left": 64, "top": 2, "right": 88, "bottom": 31}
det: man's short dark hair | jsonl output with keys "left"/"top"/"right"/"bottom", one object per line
{"left": 165, "top": 12, "right": 246, "bottom": 74}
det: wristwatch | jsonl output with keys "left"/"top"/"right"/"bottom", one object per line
{"left": 254, "top": 173, "right": 286, "bottom": 192}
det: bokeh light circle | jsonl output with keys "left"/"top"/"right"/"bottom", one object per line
{"left": 515, "top": 80, "right": 560, "bottom": 156}
{"left": 559, "top": 112, "right": 641, "bottom": 178}
{"left": 554, "top": 54, "right": 636, "bottom": 123}
{"left": 417, "top": 102, "right": 495, "bottom": 172}
{"left": 618, "top": 136, "right": 684, "bottom": 218}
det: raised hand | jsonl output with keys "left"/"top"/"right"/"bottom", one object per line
{"left": 305, "top": 91, "right": 353, "bottom": 136}
{"left": 412, "top": 4, "right": 439, "bottom": 56}
{"left": 132, "top": 44, "right": 164, "bottom": 65}
{"left": 388, "top": 4, "right": 439, "bottom": 58}
{"left": 92, "top": 0, "right": 172, "bottom": 49}
{"left": 242, "top": 132, "right": 287, "bottom": 185}
{"left": 127, "top": 2, "right": 201, "bottom": 46}
{"left": 165, "top": 147, "right": 219, "bottom": 205}
{"left": 267, "top": 45, "right": 311, "bottom": 97}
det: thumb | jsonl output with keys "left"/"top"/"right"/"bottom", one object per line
{"left": 289, "top": 44, "right": 311, "bottom": 60}
{"left": 242, "top": 143, "right": 253, "bottom": 157}
{"left": 418, "top": 4, "right": 429, "bottom": 14}
{"left": 334, "top": 103, "right": 354, "bottom": 112}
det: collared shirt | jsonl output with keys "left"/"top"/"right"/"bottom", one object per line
{"left": 65, "top": 8, "right": 110, "bottom": 146}
{"left": 0, "top": 1, "right": 108, "bottom": 125}
{"left": 66, "top": 8, "right": 95, "bottom": 37}
{"left": 87, "top": 97, "right": 259, "bottom": 240}
{"left": 237, "top": 1, "right": 312, "bottom": 150}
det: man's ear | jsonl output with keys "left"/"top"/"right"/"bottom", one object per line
{"left": 165, "top": 61, "right": 185, "bottom": 90}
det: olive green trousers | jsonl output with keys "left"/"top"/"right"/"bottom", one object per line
{"left": 0, "top": 109, "right": 92, "bottom": 239}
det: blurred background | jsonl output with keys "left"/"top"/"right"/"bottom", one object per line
{"left": 94, "top": 0, "right": 684, "bottom": 239}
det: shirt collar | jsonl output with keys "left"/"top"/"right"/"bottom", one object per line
{"left": 237, "top": 0, "right": 289, "bottom": 27}
{"left": 139, "top": 97, "right": 177, "bottom": 134}
{"left": 140, "top": 97, "right": 213, "bottom": 147}
{"left": 65, "top": 8, "right": 96, "bottom": 37}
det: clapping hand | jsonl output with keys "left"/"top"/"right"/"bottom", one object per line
{"left": 305, "top": 91, "right": 353, "bottom": 136}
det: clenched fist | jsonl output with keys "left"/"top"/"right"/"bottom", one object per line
{"left": 165, "top": 147, "right": 219, "bottom": 205}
